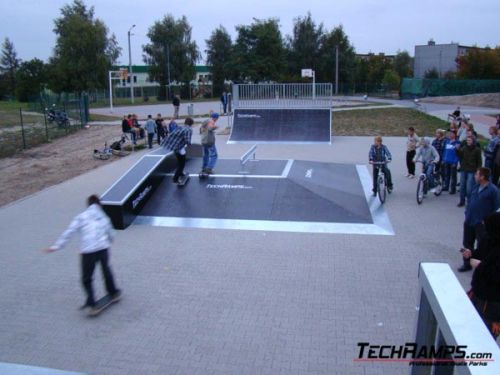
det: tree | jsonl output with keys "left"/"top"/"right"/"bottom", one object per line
{"left": 457, "top": 47, "right": 500, "bottom": 79}
{"left": 0, "top": 37, "right": 21, "bottom": 97}
{"left": 15, "top": 59, "right": 48, "bottom": 101}
{"left": 143, "top": 14, "right": 200, "bottom": 99}
{"left": 49, "top": 0, "right": 121, "bottom": 93}
{"left": 382, "top": 69, "right": 400, "bottom": 91}
{"left": 424, "top": 67, "right": 439, "bottom": 79}
{"left": 205, "top": 26, "right": 232, "bottom": 96}
{"left": 393, "top": 50, "right": 413, "bottom": 79}
{"left": 286, "top": 13, "right": 324, "bottom": 78}
{"left": 231, "top": 18, "right": 286, "bottom": 82}
{"left": 317, "top": 25, "right": 356, "bottom": 93}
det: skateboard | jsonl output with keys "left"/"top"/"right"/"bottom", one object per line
{"left": 87, "top": 293, "right": 120, "bottom": 317}
{"left": 177, "top": 174, "right": 190, "bottom": 187}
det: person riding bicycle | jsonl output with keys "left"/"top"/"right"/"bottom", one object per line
{"left": 413, "top": 137, "right": 440, "bottom": 193}
{"left": 369, "top": 136, "right": 393, "bottom": 196}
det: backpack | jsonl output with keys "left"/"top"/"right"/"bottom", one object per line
{"left": 168, "top": 120, "right": 178, "bottom": 133}
{"left": 200, "top": 119, "right": 215, "bottom": 146}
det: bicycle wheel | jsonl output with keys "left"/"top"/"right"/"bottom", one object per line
{"left": 434, "top": 175, "right": 443, "bottom": 196}
{"left": 377, "top": 174, "right": 386, "bottom": 203}
{"left": 416, "top": 176, "right": 425, "bottom": 204}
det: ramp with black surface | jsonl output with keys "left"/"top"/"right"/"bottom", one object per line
{"left": 134, "top": 159, "right": 394, "bottom": 235}
{"left": 229, "top": 108, "right": 331, "bottom": 143}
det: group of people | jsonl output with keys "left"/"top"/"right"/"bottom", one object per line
{"left": 370, "top": 108, "right": 500, "bottom": 338}
{"left": 121, "top": 113, "right": 180, "bottom": 149}
{"left": 161, "top": 111, "right": 220, "bottom": 183}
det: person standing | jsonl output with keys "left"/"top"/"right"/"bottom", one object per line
{"left": 456, "top": 136, "right": 483, "bottom": 207}
{"left": 155, "top": 113, "right": 165, "bottom": 145}
{"left": 442, "top": 130, "right": 460, "bottom": 194}
{"left": 484, "top": 126, "right": 500, "bottom": 176}
{"left": 200, "top": 112, "right": 219, "bottom": 174}
{"left": 464, "top": 212, "right": 500, "bottom": 338}
{"left": 172, "top": 95, "right": 180, "bottom": 119}
{"left": 144, "top": 115, "right": 156, "bottom": 149}
{"left": 43, "top": 195, "right": 121, "bottom": 316}
{"left": 162, "top": 117, "right": 194, "bottom": 183}
{"left": 369, "top": 136, "right": 393, "bottom": 196}
{"left": 406, "top": 127, "right": 419, "bottom": 178}
{"left": 458, "top": 168, "right": 500, "bottom": 271}
{"left": 220, "top": 91, "right": 228, "bottom": 114}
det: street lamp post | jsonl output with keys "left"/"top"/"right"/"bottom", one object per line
{"left": 128, "top": 24, "right": 136, "bottom": 104}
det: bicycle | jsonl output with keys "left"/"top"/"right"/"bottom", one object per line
{"left": 415, "top": 161, "right": 443, "bottom": 204}
{"left": 93, "top": 142, "right": 112, "bottom": 160}
{"left": 372, "top": 161, "right": 391, "bottom": 204}
{"left": 413, "top": 98, "right": 427, "bottom": 113}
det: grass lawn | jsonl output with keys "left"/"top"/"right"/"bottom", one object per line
{"left": 0, "top": 101, "right": 45, "bottom": 128}
{"left": 89, "top": 113, "right": 122, "bottom": 122}
{"left": 333, "top": 107, "right": 450, "bottom": 137}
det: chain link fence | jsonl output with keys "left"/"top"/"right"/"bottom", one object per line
{"left": 0, "top": 97, "right": 88, "bottom": 159}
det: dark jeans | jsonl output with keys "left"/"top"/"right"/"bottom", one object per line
{"left": 147, "top": 133, "right": 154, "bottom": 149}
{"left": 443, "top": 163, "right": 457, "bottom": 193}
{"left": 462, "top": 222, "right": 486, "bottom": 249}
{"left": 372, "top": 164, "right": 393, "bottom": 192}
{"left": 174, "top": 152, "right": 186, "bottom": 181}
{"left": 406, "top": 150, "right": 416, "bottom": 175}
{"left": 156, "top": 126, "right": 165, "bottom": 145}
{"left": 81, "top": 249, "right": 118, "bottom": 307}
{"left": 124, "top": 129, "right": 136, "bottom": 143}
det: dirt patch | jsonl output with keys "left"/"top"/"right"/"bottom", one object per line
{"left": 420, "top": 93, "right": 500, "bottom": 109}
{"left": 0, "top": 125, "right": 129, "bottom": 207}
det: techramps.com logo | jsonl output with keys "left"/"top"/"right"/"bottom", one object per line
{"left": 354, "top": 342, "right": 494, "bottom": 367}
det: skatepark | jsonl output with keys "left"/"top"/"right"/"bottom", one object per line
{"left": 1, "top": 86, "right": 499, "bottom": 374}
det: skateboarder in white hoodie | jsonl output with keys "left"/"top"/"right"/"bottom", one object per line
{"left": 44, "top": 195, "right": 121, "bottom": 315}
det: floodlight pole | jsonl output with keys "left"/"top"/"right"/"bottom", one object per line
{"left": 312, "top": 70, "right": 316, "bottom": 100}
{"left": 128, "top": 24, "right": 136, "bottom": 104}
{"left": 109, "top": 71, "right": 113, "bottom": 112}
{"left": 335, "top": 45, "right": 339, "bottom": 95}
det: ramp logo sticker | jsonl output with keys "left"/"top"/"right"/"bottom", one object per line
{"left": 237, "top": 114, "right": 262, "bottom": 119}
{"left": 206, "top": 184, "right": 253, "bottom": 190}
{"left": 305, "top": 169, "right": 313, "bottom": 178}
{"left": 132, "top": 185, "right": 152, "bottom": 209}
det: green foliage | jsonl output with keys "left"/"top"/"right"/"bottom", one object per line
{"left": 0, "top": 38, "right": 21, "bottom": 97}
{"left": 317, "top": 25, "right": 356, "bottom": 89}
{"left": 393, "top": 50, "right": 412, "bottom": 78}
{"left": 205, "top": 26, "right": 232, "bottom": 96}
{"left": 49, "top": 0, "right": 121, "bottom": 93}
{"left": 15, "top": 59, "right": 48, "bottom": 102}
{"left": 424, "top": 67, "right": 439, "bottom": 79}
{"left": 382, "top": 69, "right": 400, "bottom": 91}
{"left": 457, "top": 47, "right": 500, "bottom": 79}
{"left": 286, "top": 13, "right": 324, "bottom": 78}
{"left": 143, "top": 14, "right": 200, "bottom": 98}
{"left": 231, "top": 18, "right": 286, "bottom": 82}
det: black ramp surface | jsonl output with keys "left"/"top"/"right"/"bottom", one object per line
{"left": 139, "top": 160, "right": 372, "bottom": 224}
{"left": 230, "top": 108, "right": 331, "bottom": 143}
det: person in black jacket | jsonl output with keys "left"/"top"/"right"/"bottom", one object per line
{"left": 462, "top": 212, "right": 500, "bottom": 338}
{"left": 172, "top": 95, "right": 180, "bottom": 119}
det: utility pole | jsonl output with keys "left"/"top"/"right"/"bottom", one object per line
{"left": 128, "top": 24, "right": 136, "bottom": 104}
{"left": 166, "top": 44, "right": 172, "bottom": 99}
{"left": 335, "top": 45, "right": 339, "bottom": 95}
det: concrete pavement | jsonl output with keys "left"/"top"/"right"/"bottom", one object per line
{"left": 0, "top": 129, "right": 486, "bottom": 374}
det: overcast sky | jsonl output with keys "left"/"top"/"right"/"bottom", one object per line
{"left": 2, "top": 0, "right": 499, "bottom": 66}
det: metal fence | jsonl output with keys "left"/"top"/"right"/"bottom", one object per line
{"left": 233, "top": 83, "right": 333, "bottom": 109}
{"left": 0, "top": 102, "right": 86, "bottom": 159}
